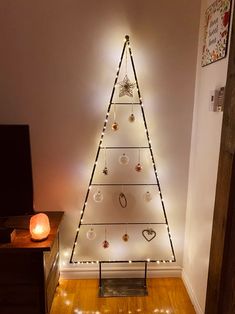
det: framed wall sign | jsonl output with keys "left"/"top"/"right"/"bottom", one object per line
{"left": 201, "top": 0, "right": 232, "bottom": 67}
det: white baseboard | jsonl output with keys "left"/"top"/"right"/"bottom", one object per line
{"left": 60, "top": 265, "right": 182, "bottom": 279}
{"left": 182, "top": 270, "right": 204, "bottom": 314}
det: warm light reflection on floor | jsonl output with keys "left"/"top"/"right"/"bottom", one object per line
{"left": 71, "top": 310, "right": 172, "bottom": 314}
{"left": 50, "top": 278, "right": 195, "bottom": 314}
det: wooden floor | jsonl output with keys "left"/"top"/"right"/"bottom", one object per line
{"left": 50, "top": 278, "right": 196, "bottom": 314}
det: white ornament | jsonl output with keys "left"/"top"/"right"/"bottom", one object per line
{"left": 119, "top": 153, "right": 129, "bottom": 165}
{"left": 93, "top": 190, "right": 103, "bottom": 202}
{"left": 144, "top": 191, "right": 152, "bottom": 202}
{"left": 128, "top": 113, "right": 135, "bottom": 122}
{"left": 86, "top": 228, "right": 96, "bottom": 240}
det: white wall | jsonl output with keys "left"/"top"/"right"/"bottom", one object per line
{"left": 183, "top": 0, "right": 233, "bottom": 313}
{"left": 0, "top": 0, "right": 200, "bottom": 273}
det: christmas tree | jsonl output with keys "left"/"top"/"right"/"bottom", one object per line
{"left": 70, "top": 35, "right": 175, "bottom": 266}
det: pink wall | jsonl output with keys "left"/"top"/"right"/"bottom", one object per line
{"left": 0, "top": 0, "right": 200, "bottom": 271}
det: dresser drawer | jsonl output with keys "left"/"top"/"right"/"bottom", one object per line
{"left": 0, "top": 212, "right": 63, "bottom": 314}
{"left": 46, "top": 253, "right": 60, "bottom": 312}
{"left": 44, "top": 233, "right": 59, "bottom": 280}
{"left": 0, "top": 283, "right": 41, "bottom": 306}
{"left": 0, "top": 251, "right": 43, "bottom": 284}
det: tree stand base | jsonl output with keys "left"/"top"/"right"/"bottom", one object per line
{"left": 99, "top": 278, "right": 148, "bottom": 297}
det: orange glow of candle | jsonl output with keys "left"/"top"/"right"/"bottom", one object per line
{"left": 30, "top": 213, "right": 50, "bottom": 241}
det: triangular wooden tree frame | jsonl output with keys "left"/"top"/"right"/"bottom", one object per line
{"left": 70, "top": 35, "right": 176, "bottom": 265}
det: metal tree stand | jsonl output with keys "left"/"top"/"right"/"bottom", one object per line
{"left": 99, "top": 261, "right": 148, "bottom": 297}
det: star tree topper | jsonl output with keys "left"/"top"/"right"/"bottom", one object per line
{"left": 118, "top": 75, "right": 136, "bottom": 97}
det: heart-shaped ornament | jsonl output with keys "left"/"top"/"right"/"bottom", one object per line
{"left": 142, "top": 228, "right": 156, "bottom": 242}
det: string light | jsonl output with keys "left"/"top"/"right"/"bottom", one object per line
{"left": 70, "top": 259, "right": 173, "bottom": 264}
{"left": 65, "top": 300, "right": 71, "bottom": 306}
{"left": 69, "top": 34, "right": 176, "bottom": 266}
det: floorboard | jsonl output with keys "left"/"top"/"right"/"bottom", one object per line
{"left": 50, "top": 278, "right": 196, "bottom": 314}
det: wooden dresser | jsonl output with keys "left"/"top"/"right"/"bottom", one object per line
{"left": 0, "top": 211, "right": 64, "bottom": 314}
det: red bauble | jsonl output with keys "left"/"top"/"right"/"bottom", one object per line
{"left": 135, "top": 163, "right": 142, "bottom": 172}
{"left": 102, "top": 240, "right": 109, "bottom": 248}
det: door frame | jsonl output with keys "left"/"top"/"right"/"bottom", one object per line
{"left": 205, "top": 7, "right": 235, "bottom": 314}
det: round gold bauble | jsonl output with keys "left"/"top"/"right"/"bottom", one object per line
{"left": 122, "top": 233, "right": 129, "bottom": 242}
{"left": 112, "top": 122, "right": 119, "bottom": 131}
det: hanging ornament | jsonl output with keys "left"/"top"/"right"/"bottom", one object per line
{"left": 112, "top": 121, "right": 119, "bottom": 131}
{"left": 102, "top": 240, "right": 109, "bottom": 248}
{"left": 135, "top": 163, "right": 142, "bottom": 172}
{"left": 119, "top": 153, "right": 129, "bottom": 165}
{"left": 144, "top": 191, "right": 152, "bottom": 202}
{"left": 86, "top": 228, "right": 96, "bottom": 240}
{"left": 122, "top": 233, "right": 129, "bottom": 242}
{"left": 135, "top": 149, "right": 142, "bottom": 172}
{"left": 118, "top": 49, "right": 136, "bottom": 97}
{"left": 112, "top": 106, "right": 119, "bottom": 131}
{"left": 119, "top": 191, "right": 127, "bottom": 208}
{"left": 102, "top": 228, "right": 109, "bottom": 248}
{"left": 129, "top": 113, "right": 135, "bottom": 122}
{"left": 102, "top": 166, "right": 108, "bottom": 175}
{"left": 122, "top": 224, "right": 129, "bottom": 242}
{"left": 93, "top": 190, "right": 103, "bottom": 202}
{"left": 128, "top": 104, "right": 135, "bottom": 122}
{"left": 142, "top": 228, "right": 156, "bottom": 242}
{"left": 102, "top": 148, "right": 108, "bottom": 175}
{"left": 118, "top": 75, "right": 136, "bottom": 97}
